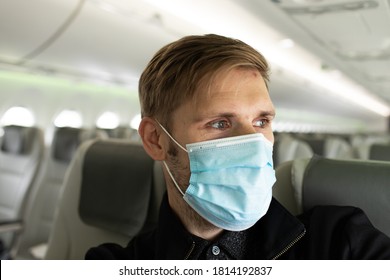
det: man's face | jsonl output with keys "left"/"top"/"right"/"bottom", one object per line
{"left": 164, "top": 67, "right": 275, "bottom": 191}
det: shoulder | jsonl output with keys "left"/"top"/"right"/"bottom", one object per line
{"left": 294, "top": 205, "right": 390, "bottom": 259}
{"left": 85, "top": 230, "right": 157, "bottom": 260}
{"left": 125, "top": 230, "right": 157, "bottom": 259}
{"left": 298, "top": 205, "right": 368, "bottom": 227}
{"left": 85, "top": 242, "right": 132, "bottom": 260}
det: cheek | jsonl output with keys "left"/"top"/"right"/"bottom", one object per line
{"left": 167, "top": 146, "right": 191, "bottom": 185}
{"left": 264, "top": 130, "right": 274, "bottom": 144}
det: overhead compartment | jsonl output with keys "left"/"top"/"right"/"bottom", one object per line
{"left": 0, "top": 0, "right": 178, "bottom": 86}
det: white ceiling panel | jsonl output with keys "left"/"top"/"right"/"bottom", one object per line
{"left": 350, "top": 60, "right": 390, "bottom": 79}
{"left": 0, "top": 0, "right": 179, "bottom": 85}
{"left": 281, "top": 0, "right": 390, "bottom": 58}
{"left": 23, "top": 0, "right": 177, "bottom": 84}
{"left": 269, "top": 0, "right": 390, "bottom": 103}
{"left": 0, "top": 0, "right": 81, "bottom": 63}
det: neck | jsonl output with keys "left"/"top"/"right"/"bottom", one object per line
{"left": 167, "top": 188, "right": 224, "bottom": 241}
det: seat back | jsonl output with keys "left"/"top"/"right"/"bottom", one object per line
{"left": 368, "top": 143, "right": 390, "bottom": 161}
{"left": 102, "top": 126, "right": 140, "bottom": 141}
{"left": 323, "top": 137, "right": 354, "bottom": 159}
{"left": 0, "top": 125, "right": 44, "bottom": 249}
{"left": 273, "top": 156, "right": 390, "bottom": 237}
{"left": 44, "top": 139, "right": 165, "bottom": 259}
{"left": 303, "top": 138, "right": 325, "bottom": 156}
{"left": 273, "top": 134, "right": 313, "bottom": 167}
{"left": 12, "top": 127, "right": 101, "bottom": 259}
{"left": 351, "top": 135, "right": 390, "bottom": 160}
{"left": 272, "top": 158, "right": 309, "bottom": 215}
{"left": 299, "top": 136, "right": 354, "bottom": 159}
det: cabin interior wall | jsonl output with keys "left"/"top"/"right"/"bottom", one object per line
{"left": 0, "top": 71, "right": 139, "bottom": 133}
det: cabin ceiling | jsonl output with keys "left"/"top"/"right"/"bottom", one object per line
{"left": 236, "top": 0, "right": 390, "bottom": 115}
{"left": 0, "top": 0, "right": 178, "bottom": 87}
{"left": 0, "top": 0, "right": 389, "bottom": 132}
{"left": 278, "top": 0, "right": 390, "bottom": 104}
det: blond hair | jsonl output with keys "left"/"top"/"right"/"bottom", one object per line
{"left": 139, "top": 34, "right": 269, "bottom": 128}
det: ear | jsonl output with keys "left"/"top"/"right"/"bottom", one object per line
{"left": 138, "top": 117, "right": 167, "bottom": 161}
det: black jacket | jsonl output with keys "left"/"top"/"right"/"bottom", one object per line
{"left": 86, "top": 196, "right": 390, "bottom": 260}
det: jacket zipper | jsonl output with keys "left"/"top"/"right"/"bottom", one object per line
{"left": 272, "top": 229, "right": 306, "bottom": 260}
{"left": 183, "top": 229, "right": 306, "bottom": 260}
{"left": 184, "top": 241, "right": 196, "bottom": 260}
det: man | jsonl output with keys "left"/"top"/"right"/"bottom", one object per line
{"left": 86, "top": 34, "right": 390, "bottom": 259}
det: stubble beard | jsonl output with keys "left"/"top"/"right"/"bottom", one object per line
{"left": 166, "top": 142, "right": 218, "bottom": 234}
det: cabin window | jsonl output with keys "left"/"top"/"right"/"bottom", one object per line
{"left": 1, "top": 106, "right": 35, "bottom": 127}
{"left": 54, "top": 110, "right": 83, "bottom": 128}
{"left": 96, "top": 112, "right": 120, "bottom": 129}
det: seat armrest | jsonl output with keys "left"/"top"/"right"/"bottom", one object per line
{"left": 29, "top": 243, "right": 48, "bottom": 259}
{"left": 0, "top": 220, "right": 23, "bottom": 233}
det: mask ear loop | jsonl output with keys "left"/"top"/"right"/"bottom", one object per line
{"left": 162, "top": 161, "right": 185, "bottom": 196}
{"left": 155, "top": 119, "right": 186, "bottom": 197}
{"left": 155, "top": 119, "right": 187, "bottom": 153}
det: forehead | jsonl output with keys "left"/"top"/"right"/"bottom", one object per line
{"left": 192, "top": 67, "right": 269, "bottom": 106}
{"left": 199, "top": 65, "right": 258, "bottom": 88}
{"left": 169, "top": 67, "right": 274, "bottom": 127}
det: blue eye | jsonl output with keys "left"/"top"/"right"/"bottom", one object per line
{"left": 254, "top": 119, "right": 268, "bottom": 128}
{"left": 210, "top": 120, "right": 230, "bottom": 129}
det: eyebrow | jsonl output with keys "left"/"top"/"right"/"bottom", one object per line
{"left": 260, "top": 110, "right": 276, "bottom": 119}
{"left": 194, "top": 110, "right": 276, "bottom": 122}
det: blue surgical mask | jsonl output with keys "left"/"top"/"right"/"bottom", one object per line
{"left": 158, "top": 122, "right": 276, "bottom": 231}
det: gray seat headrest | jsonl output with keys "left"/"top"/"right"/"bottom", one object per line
{"left": 302, "top": 156, "right": 390, "bottom": 237}
{"left": 369, "top": 144, "right": 390, "bottom": 161}
{"left": 52, "top": 127, "right": 81, "bottom": 163}
{"left": 1, "top": 125, "right": 37, "bottom": 155}
{"left": 78, "top": 140, "right": 155, "bottom": 236}
{"left": 304, "top": 139, "right": 324, "bottom": 156}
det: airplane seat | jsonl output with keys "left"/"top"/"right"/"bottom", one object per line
{"left": 349, "top": 134, "right": 366, "bottom": 159}
{"left": 12, "top": 127, "right": 105, "bottom": 259}
{"left": 44, "top": 139, "right": 165, "bottom": 259}
{"left": 299, "top": 135, "right": 354, "bottom": 159}
{"left": 273, "top": 134, "right": 313, "bottom": 167}
{"left": 301, "top": 137, "right": 325, "bottom": 157}
{"left": 272, "top": 157, "right": 310, "bottom": 216}
{"left": 273, "top": 156, "right": 390, "bottom": 237}
{"left": 323, "top": 136, "right": 354, "bottom": 159}
{"left": 354, "top": 138, "right": 390, "bottom": 160}
{"left": 367, "top": 143, "right": 390, "bottom": 161}
{"left": 0, "top": 125, "right": 44, "bottom": 256}
{"left": 79, "top": 128, "right": 109, "bottom": 142}
{"left": 102, "top": 126, "right": 137, "bottom": 140}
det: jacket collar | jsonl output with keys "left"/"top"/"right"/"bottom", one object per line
{"left": 250, "top": 198, "right": 306, "bottom": 259}
{"left": 154, "top": 195, "right": 196, "bottom": 259}
{"left": 154, "top": 194, "right": 305, "bottom": 259}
